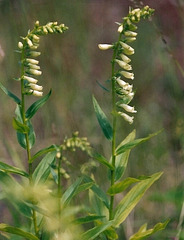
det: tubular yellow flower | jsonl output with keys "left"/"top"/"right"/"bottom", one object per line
{"left": 119, "top": 103, "right": 137, "bottom": 113}
{"left": 25, "top": 58, "right": 39, "bottom": 65}
{"left": 118, "top": 112, "right": 134, "bottom": 124}
{"left": 23, "top": 75, "right": 38, "bottom": 84}
{"left": 120, "top": 70, "right": 134, "bottom": 80}
{"left": 124, "top": 31, "right": 137, "bottom": 37}
{"left": 98, "top": 44, "right": 113, "bottom": 50}
{"left": 29, "top": 83, "right": 43, "bottom": 91}
{"left": 120, "top": 41, "right": 135, "bottom": 55}
{"left": 26, "top": 38, "right": 33, "bottom": 47}
{"left": 119, "top": 54, "right": 131, "bottom": 63}
{"left": 27, "top": 63, "right": 40, "bottom": 70}
{"left": 115, "top": 59, "right": 132, "bottom": 70}
{"left": 116, "top": 77, "right": 129, "bottom": 88}
{"left": 29, "top": 51, "right": 41, "bottom": 57}
{"left": 31, "top": 90, "right": 43, "bottom": 97}
{"left": 26, "top": 69, "right": 42, "bottom": 76}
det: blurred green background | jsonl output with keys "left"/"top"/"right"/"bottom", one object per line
{"left": 0, "top": 0, "right": 184, "bottom": 239}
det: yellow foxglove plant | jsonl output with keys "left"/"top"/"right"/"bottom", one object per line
{"left": 0, "top": 6, "right": 169, "bottom": 240}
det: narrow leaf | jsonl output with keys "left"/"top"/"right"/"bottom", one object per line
{"left": 74, "top": 215, "right": 106, "bottom": 224}
{"left": 107, "top": 176, "right": 151, "bottom": 195}
{"left": 81, "top": 221, "right": 114, "bottom": 240}
{"left": 32, "top": 151, "right": 57, "bottom": 185}
{"left": 113, "top": 172, "right": 163, "bottom": 227}
{"left": 129, "top": 220, "right": 169, "bottom": 240}
{"left": 116, "top": 130, "right": 162, "bottom": 156}
{"left": 12, "top": 118, "right": 29, "bottom": 133}
{"left": 91, "top": 151, "right": 114, "bottom": 170}
{"left": 0, "top": 82, "right": 21, "bottom": 104}
{"left": 93, "top": 96, "right": 113, "bottom": 140}
{"left": 114, "top": 130, "right": 136, "bottom": 181}
{"left": 84, "top": 175, "right": 110, "bottom": 209}
{"left": 30, "top": 144, "right": 58, "bottom": 163}
{"left": 16, "top": 120, "right": 35, "bottom": 149}
{"left": 0, "top": 161, "right": 28, "bottom": 178}
{"left": 0, "top": 224, "right": 39, "bottom": 240}
{"left": 61, "top": 177, "right": 83, "bottom": 205}
{"left": 26, "top": 90, "right": 52, "bottom": 119}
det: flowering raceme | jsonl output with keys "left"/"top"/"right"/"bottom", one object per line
{"left": 17, "top": 21, "right": 68, "bottom": 97}
{"left": 98, "top": 6, "right": 154, "bottom": 124}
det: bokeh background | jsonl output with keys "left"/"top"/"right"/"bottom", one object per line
{"left": 0, "top": 0, "right": 184, "bottom": 239}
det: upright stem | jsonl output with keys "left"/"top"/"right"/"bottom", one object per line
{"left": 57, "top": 153, "right": 62, "bottom": 237}
{"left": 20, "top": 47, "right": 38, "bottom": 237}
{"left": 109, "top": 35, "right": 121, "bottom": 221}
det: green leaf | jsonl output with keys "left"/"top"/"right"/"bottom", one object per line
{"left": 74, "top": 215, "right": 106, "bottom": 224}
{"left": 0, "top": 82, "right": 21, "bottom": 104}
{"left": 12, "top": 118, "right": 29, "bottom": 133}
{"left": 84, "top": 176, "right": 110, "bottom": 209}
{"left": 16, "top": 119, "right": 35, "bottom": 149}
{"left": 32, "top": 151, "right": 57, "bottom": 185}
{"left": 30, "top": 144, "right": 58, "bottom": 163}
{"left": 91, "top": 151, "right": 114, "bottom": 170}
{"left": 0, "top": 224, "right": 39, "bottom": 240}
{"left": 129, "top": 220, "right": 169, "bottom": 240}
{"left": 114, "top": 130, "right": 136, "bottom": 181}
{"left": 0, "top": 161, "right": 28, "bottom": 178}
{"left": 81, "top": 221, "right": 114, "bottom": 240}
{"left": 116, "top": 130, "right": 162, "bottom": 156}
{"left": 61, "top": 177, "right": 83, "bottom": 205}
{"left": 93, "top": 96, "right": 113, "bottom": 140}
{"left": 103, "top": 226, "right": 118, "bottom": 240}
{"left": 26, "top": 90, "right": 52, "bottom": 119}
{"left": 0, "top": 171, "right": 32, "bottom": 218}
{"left": 113, "top": 172, "right": 163, "bottom": 227}
{"left": 107, "top": 176, "right": 151, "bottom": 195}
{"left": 74, "top": 182, "right": 94, "bottom": 196}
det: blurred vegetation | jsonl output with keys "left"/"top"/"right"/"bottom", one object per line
{"left": 0, "top": 0, "right": 183, "bottom": 239}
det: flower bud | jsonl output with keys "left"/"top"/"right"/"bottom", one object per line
{"left": 118, "top": 25, "right": 123, "bottom": 33}
{"left": 124, "top": 31, "right": 137, "bottom": 37}
{"left": 18, "top": 42, "right": 23, "bottom": 49}
{"left": 26, "top": 38, "right": 33, "bottom": 47}
{"left": 35, "top": 20, "right": 39, "bottom": 27}
{"left": 98, "top": 44, "right": 113, "bottom": 50}
{"left": 120, "top": 71, "right": 134, "bottom": 80}
{"left": 27, "top": 63, "right": 40, "bottom": 70}
{"left": 116, "top": 77, "right": 128, "bottom": 88}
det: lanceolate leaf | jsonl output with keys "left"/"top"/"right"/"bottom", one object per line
{"left": 0, "top": 82, "right": 21, "bottom": 104}
{"left": 81, "top": 221, "right": 114, "bottom": 240}
{"left": 93, "top": 96, "right": 113, "bottom": 141}
{"left": 32, "top": 151, "right": 57, "bottom": 185}
{"left": 12, "top": 118, "right": 29, "bottom": 133}
{"left": 116, "top": 130, "right": 162, "bottom": 156}
{"left": 129, "top": 220, "right": 169, "bottom": 240}
{"left": 0, "top": 161, "right": 28, "bottom": 178}
{"left": 74, "top": 215, "right": 106, "bottom": 224}
{"left": 91, "top": 151, "right": 114, "bottom": 170}
{"left": 26, "top": 90, "right": 52, "bottom": 119}
{"left": 17, "top": 119, "right": 35, "bottom": 149}
{"left": 107, "top": 176, "right": 151, "bottom": 195}
{"left": 114, "top": 130, "right": 136, "bottom": 181}
{"left": 30, "top": 144, "right": 58, "bottom": 163}
{"left": 61, "top": 177, "right": 83, "bottom": 205}
{"left": 0, "top": 224, "right": 39, "bottom": 240}
{"left": 113, "top": 172, "right": 163, "bottom": 227}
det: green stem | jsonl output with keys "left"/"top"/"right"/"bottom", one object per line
{"left": 20, "top": 46, "right": 39, "bottom": 237}
{"left": 57, "top": 152, "right": 62, "bottom": 236}
{"left": 109, "top": 35, "right": 121, "bottom": 221}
